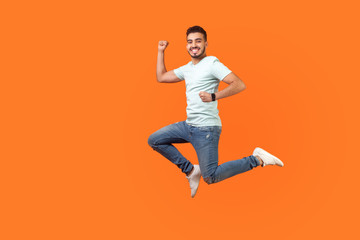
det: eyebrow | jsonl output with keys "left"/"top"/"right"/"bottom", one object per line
{"left": 187, "top": 38, "right": 203, "bottom": 42}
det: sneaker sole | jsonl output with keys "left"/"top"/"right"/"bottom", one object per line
{"left": 254, "top": 147, "right": 284, "bottom": 167}
{"left": 191, "top": 165, "right": 201, "bottom": 198}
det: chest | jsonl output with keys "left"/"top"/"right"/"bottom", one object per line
{"left": 183, "top": 66, "right": 219, "bottom": 88}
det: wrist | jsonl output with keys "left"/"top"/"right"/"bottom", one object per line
{"left": 211, "top": 93, "right": 216, "bottom": 101}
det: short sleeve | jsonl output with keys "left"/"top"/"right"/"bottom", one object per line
{"left": 173, "top": 66, "right": 185, "bottom": 80}
{"left": 211, "top": 59, "right": 232, "bottom": 81}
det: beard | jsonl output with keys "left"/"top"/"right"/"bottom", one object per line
{"left": 188, "top": 47, "right": 206, "bottom": 58}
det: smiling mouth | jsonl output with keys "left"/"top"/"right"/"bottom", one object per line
{"left": 191, "top": 48, "right": 200, "bottom": 54}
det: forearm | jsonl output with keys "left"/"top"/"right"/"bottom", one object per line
{"left": 215, "top": 81, "right": 246, "bottom": 100}
{"left": 156, "top": 51, "right": 166, "bottom": 82}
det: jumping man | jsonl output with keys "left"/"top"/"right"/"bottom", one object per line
{"left": 148, "top": 26, "right": 284, "bottom": 198}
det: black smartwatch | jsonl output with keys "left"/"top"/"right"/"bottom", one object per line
{"left": 211, "top": 93, "right": 216, "bottom": 101}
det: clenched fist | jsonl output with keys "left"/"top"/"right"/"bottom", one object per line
{"left": 199, "top": 91, "right": 212, "bottom": 102}
{"left": 158, "top": 40, "right": 169, "bottom": 52}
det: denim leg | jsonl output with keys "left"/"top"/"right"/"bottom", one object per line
{"left": 148, "top": 121, "right": 193, "bottom": 174}
{"left": 208, "top": 155, "right": 260, "bottom": 184}
{"left": 191, "top": 125, "right": 260, "bottom": 184}
{"left": 190, "top": 125, "right": 220, "bottom": 183}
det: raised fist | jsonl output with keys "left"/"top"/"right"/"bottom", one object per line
{"left": 158, "top": 40, "right": 169, "bottom": 52}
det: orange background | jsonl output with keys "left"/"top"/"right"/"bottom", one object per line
{"left": 1, "top": 0, "right": 359, "bottom": 239}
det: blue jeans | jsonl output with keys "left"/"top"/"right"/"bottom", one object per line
{"left": 148, "top": 121, "right": 260, "bottom": 184}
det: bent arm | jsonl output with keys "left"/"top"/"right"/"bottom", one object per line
{"left": 215, "top": 72, "right": 246, "bottom": 100}
{"left": 156, "top": 50, "right": 182, "bottom": 83}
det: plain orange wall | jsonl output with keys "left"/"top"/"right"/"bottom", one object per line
{"left": 1, "top": 0, "right": 359, "bottom": 239}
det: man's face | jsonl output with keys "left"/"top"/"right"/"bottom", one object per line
{"left": 186, "top": 32, "right": 208, "bottom": 59}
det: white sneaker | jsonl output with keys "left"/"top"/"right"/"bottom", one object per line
{"left": 253, "top": 147, "right": 284, "bottom": 167}
{"left": 186, "top": 165, "right": 201, "bottom": 198}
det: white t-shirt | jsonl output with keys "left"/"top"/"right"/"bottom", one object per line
{"left": 174, "top": 56, "right": 232, "bottom": 126}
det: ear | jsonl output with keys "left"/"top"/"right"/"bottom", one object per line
{"left": 205, "top": 41, "right": 208, "bottom": 47}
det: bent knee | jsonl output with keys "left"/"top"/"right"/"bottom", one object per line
{"left": 203, "top": 176, "right": 215, "bottom": 185}
{"left": 147, "top": 134, "right": 157, "bottom": 148}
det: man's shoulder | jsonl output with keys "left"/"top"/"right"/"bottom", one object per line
{"left": 178, "top": 61, "right": 192, "bottom": 69}
{"left": 207, "top": 56, "right": 218, "bottom": 60}
{"left": 203, "top": 56, "right": 221, "bottom": 64}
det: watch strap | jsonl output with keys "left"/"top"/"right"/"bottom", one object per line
{"left": 211, "top": 93, "right": 216, "bottom": 101}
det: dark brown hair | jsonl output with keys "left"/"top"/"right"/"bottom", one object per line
{"left": 186, "top": 26, "right": 207, "bottom": 41}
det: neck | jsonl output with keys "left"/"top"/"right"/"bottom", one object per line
{"left": 191, "top": 54, "right": 207, "bottom": 65}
